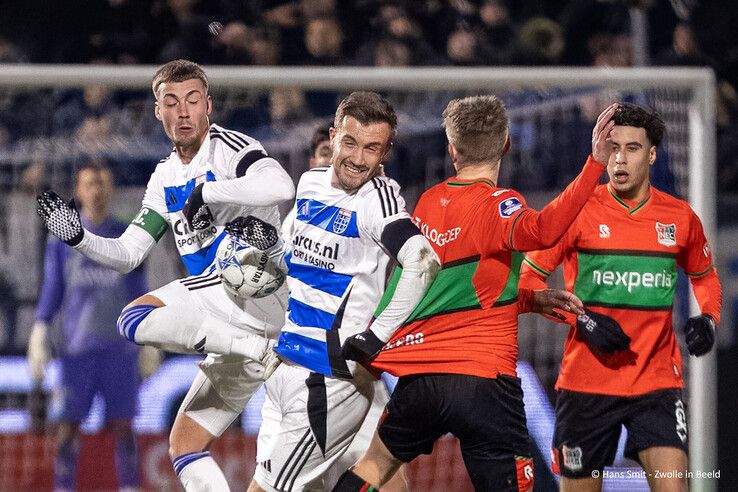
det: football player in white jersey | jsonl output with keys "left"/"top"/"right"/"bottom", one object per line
{"left": 36, "top": 59, "right": 295, "bottom": 491}
{"left": 283, "top": 124, "right": 409, "bottom": 491}
{"left": 228, "top": 91, "right": 440, "bottom": 492}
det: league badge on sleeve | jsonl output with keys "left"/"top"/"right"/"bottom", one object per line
{"left": 499, "top": 197, "right": 523, "bottom": 218}
{"left": 656, "top": 222, "right": 676, "bottom": 246}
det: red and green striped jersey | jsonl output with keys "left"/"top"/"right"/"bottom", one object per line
{"left": 369, "top": 156, "right": 606, "bottom": 379}
{"left": 370, "top": 178, "right": 525, "bottom": 378}
{"left": 520, "top": 184, "right": 722, "bottom": 396}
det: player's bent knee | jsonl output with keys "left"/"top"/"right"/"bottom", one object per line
{"left": 124, "top": 294, "right": 165, "bottom": 310}
{"left": 117, "top": 304, "right": 158, "bottom": 342}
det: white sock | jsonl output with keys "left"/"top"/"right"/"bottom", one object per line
{"left": 131, "top": 305, "right": 267, "bottom": 359}
{"left": 173, "top": 452, "right": 230, "bottom": 492}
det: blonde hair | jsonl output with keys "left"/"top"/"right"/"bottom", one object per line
{"left": 442, "top": 95, "right": 508, "bottom": 165}
{"left": 152, "top": 59, "right": 208, "bottom": 97}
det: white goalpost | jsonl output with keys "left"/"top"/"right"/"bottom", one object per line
{"left": 0, "top": 65, "right": 718, "bottom": 491}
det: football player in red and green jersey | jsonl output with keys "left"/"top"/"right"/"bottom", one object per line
{"left": 332, "top": 98, "right": 618, "bottom": 492}
{"left": 519, "top": 103, "right": 722, "bottom": 492}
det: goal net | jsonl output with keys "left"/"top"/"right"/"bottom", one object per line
{"left": 0, "top": 65, "right": 716, "bottom": 491}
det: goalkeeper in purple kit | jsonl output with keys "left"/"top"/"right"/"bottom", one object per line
{"left": 29, "top": 162, "right": 149, "bottom": 491}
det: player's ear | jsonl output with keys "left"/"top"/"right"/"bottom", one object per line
{"left": 154, "top": 101, "right": 162, "bottom": 121}
{"left": 206, "top": 94, "right": 213, "bottom": 115}
{"left": 502, "top": 135, "right": 511, "bottom": 157}
{"left": 381, "top": 140, "right": 393, "bottom": 161}
{"left": 649, "top": 145, "right": 656, "bottom": 165}
{"left": 447, "top": 143, "right": 458, "bottom": 162}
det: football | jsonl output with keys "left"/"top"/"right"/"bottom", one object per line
{"left": 215, "top": 235, "right": 285, "bottom": 298}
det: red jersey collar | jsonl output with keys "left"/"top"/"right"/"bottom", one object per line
{"left": 446, "top": 177, "right": 496, "bottom": 188}
{"left": 606, "top": 183, "right": 652, "bottom": 215}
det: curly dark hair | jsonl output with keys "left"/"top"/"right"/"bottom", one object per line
{"left": 612, "top": 103, "right": 665, "bottom": 147}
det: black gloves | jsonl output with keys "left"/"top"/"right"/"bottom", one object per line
{"left": 36, "top": 191, "right": 84, "bottom": 246}
{"left": 576, "top": 309, "right": 631, "bottom": 354}
{"left": 225, "top": 215, "right": 280, "bottom": 251}
{"left": 684, "top": 314, "right": 716, "bottom": 356}
{"left": 341, "top": 330, "right": 385, "bottom": 362}
{"left": 182, "top": 183, "right": 212, "bottom": 230}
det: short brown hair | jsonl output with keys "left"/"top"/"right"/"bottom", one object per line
{"left": 442, "top": 95, "right": 508, "bottom": 165}
{"left": 152, "top": 59, "right": 208, "bottom": 97}
{"left": 334, "top": 91, "right": 397, "bottom": 138}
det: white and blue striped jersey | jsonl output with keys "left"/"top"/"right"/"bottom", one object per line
{"left": 275, "top": 167, "right": 411, "bottom": 378}
{"left": 141, "top": 124, "right": 283, "bottom": 275}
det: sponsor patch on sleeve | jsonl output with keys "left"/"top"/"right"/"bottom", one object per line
{"left": 499, "top": 197, "right": 523, "bottom": 218}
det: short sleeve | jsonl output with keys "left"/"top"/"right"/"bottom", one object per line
{"left": 680, "top": 208, "right": 715, "bottom": 278}
{"left": 356, "top": 177, "right": 412, "bottom": 243}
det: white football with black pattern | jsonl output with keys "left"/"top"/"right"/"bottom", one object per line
{"left": 215, "top": 235, "right": 285, "bottom": 299}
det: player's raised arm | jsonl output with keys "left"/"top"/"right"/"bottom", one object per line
{"left": 37, "top": 181, "right": 167, "bottom": 274}
{"left": 507, "top": 103, "right": 617, "bottom": 252}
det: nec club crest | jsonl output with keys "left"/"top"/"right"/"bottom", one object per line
{"left": 656, "top": 222, "right": 676, "bottom": 247}
{"left": 333, "top": 208, "right": 352, "bottom": 234}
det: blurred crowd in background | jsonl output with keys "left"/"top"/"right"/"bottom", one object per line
{"left": 0, "top": 0, "right": 728, "bottom": 69}
{"left": 0, "top": 0, "right": 737, "bottom": 356}
{"left": 0, "top": 0, "right": 737, "bottom": 192}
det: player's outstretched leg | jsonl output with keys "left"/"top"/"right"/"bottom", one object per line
{"left": 116, "top": 295, "right": 269, "bottom": 361}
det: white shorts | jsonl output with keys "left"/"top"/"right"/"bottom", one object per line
{"left": 323, "top": 378, "right": 391, "bottom": 489}
{"left": 254, "top": 363, "right": 376, "bottom": 492}
{"left": 150, "top": 272, "right": 287, "bottom": 339}
{"left": 151, "top": 275, "right": 288, "bottom": 436}
{"left": 177, "top": 354, "right": 266, "bottom": 436}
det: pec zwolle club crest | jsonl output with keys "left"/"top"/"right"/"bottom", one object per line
{"left": 656, "top": 222, "right": 676, "bottom": 246}
{"left": 333, "top": 208, "right": 352, "bottom": 234}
